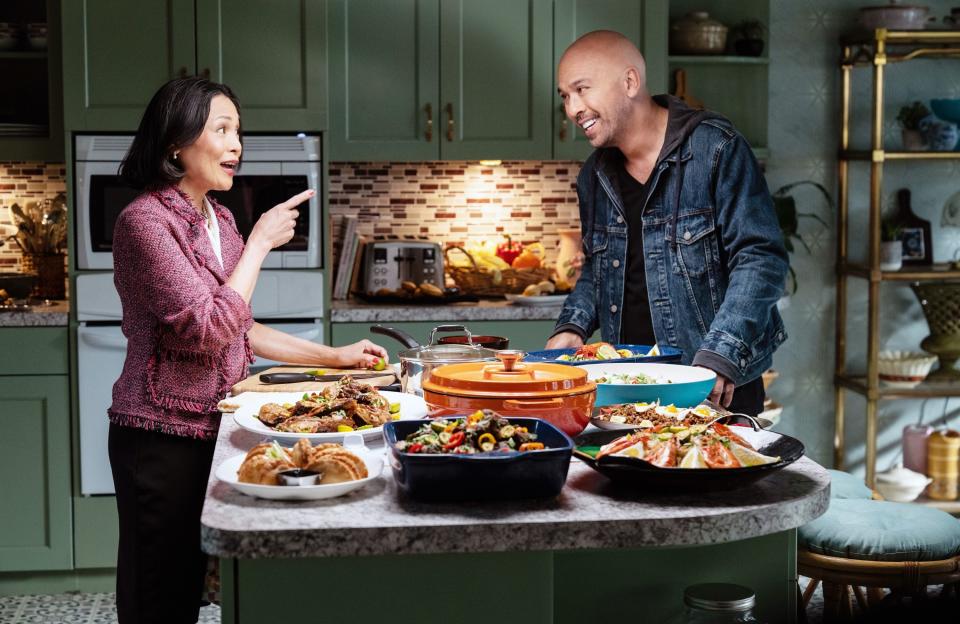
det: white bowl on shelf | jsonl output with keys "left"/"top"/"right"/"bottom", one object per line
{"left": 878, "top": 350, "right": 937, "bottom": 388}
{"left": 875, "top": 463, "right": 932, "bottom": 503}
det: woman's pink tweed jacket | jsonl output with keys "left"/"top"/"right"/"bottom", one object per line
{"left": 109, "top": 185, "right": 254, "bottom": 440}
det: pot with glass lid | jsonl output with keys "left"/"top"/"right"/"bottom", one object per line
{"left": 370, "top": 324, "right": 500, "bottom": 396}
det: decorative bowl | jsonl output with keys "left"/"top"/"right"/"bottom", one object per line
{"left": 875, "top": 463, "right": 932, "bottom": 502}
{"left": 670, "top": 11, "right": 728, "bottom": 55}
{"left": 877, "top": 350, "right": 937, "bottom": 387}
{"left": 578, "top": 362, "right": 716, "bottom": 408}
{"left": 858, "top": 4, "right": 931, "bottom": 30}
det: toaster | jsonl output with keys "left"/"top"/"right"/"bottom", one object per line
{"left": 359, "top": 239, "right": 445, "bottom": 295}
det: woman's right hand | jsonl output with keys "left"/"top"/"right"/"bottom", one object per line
{"left": 248, "top": 189, "right": 315, "bottom": 253}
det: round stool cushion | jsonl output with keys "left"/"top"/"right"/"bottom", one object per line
{"left": 828, "top": 469, "right": 873, "bottom": 500}
{"left": 799, "top": 498, "right": 960, "bottom": 562}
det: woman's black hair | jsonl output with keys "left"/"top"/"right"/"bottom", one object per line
{"left": 119, "top": 77, "right": 242, "bottom": 191}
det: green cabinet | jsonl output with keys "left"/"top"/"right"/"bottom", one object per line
{"left": 328, "top": 0, "right": 553, "bottom": 161}
{"left": 63, "top": 0, "right": 326, "bottom": 131}
{"left": 331, "top": 320, "right": 558, "bottom": 363}
{"left": 0, "top": 328, "right": 72, "bottom": 572}
{"left": 552, "top": 0, "right": 668, "bottom": 161}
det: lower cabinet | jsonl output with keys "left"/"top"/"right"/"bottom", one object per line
{"left": 330, "top": 320, "right": 559, "bottom": 363}
{"left": 0, "top": 370, "right": 72, "bottom": 572}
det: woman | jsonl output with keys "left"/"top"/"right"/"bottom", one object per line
{"left": 108, "top": 77, "right": 387, "bottom": 623}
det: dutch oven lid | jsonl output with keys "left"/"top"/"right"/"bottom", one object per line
{"left": 398, "top": 342, "right": 499, "bottom": 364}
{"left": 422, "top": 350, "right": 595, "bottom": 398}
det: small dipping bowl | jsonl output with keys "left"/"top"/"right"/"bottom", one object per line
{"left": 278, "top": 468, "right": 320, "bottom": 486}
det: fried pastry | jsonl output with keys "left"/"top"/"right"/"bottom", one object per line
{"left": 305, "top": 455, "right": 361, "bottom": 484}
{"left": 237, "top": 442, "right": 295, "bottom": 485}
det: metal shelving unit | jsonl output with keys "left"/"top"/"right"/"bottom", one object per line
{"left": 835, "top": 29, "right": 960, "bottom": 497}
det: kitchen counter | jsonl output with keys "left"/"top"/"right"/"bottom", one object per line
{"left": 330, "top": 298, "right": 565, "bottom": 322}
{"left": 0, "top": 300, "right": 69, "bottom": 326}
{"left": 202, "top": 417, "right": 827, "bottom": 624}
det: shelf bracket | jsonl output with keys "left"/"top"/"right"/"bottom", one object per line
{"left": 874, "top": 52, "right": 887, "bottom": 66}
{"left": 871, "top": 150, "right": 885, "bottom": 162}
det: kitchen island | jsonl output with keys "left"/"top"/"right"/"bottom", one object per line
{"left": 202, "top": 418, "right": 830, "bottom": 624}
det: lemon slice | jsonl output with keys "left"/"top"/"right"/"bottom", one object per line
{"left": 729, "top": 443, "right": 780, "bottom": 467}
{"left": 645, "top": 343, "right": 660, "bottom": 357}
{"left": 613, "top": 440, "right": 646, "bottom": 459}
{"left": 680, "top": 444, "right": 708, "bottom": 468}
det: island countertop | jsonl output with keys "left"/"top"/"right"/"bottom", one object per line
{"left": 201, "top": 417, "right": 831, "bottom": 560}
{"left": 0, "top": 300, "right": 69, "bottom": 326}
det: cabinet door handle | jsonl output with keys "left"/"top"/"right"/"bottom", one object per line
{"left": 445, "top": 102, "right": 455, "bottom": 142}
{"left": 201, "top": 68, "right": 211, "bottom": 80}
{"left": 425, "top": 103, "right": 433, "bottom": 142}
{"left": 177, "top": 66, "right": 188, "bottom": 79}
{"left": 559, "top": 117, "right": 569, "bottom": 141}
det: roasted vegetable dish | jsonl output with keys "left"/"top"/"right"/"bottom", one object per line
{"left": 557, "top": 341, "right": 634, "bottom": 362}
{"left": 256, "top": 376, "right": 400, "bottom": 433}
{"left": 395, "top": 409, "right": 547, "bottom": 454}
{"left": 595, "top": 402, "right": 716, "bottom": 427}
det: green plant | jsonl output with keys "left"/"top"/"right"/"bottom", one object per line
{"left": 733, "top": 19, "right": 765, "bottom": 41}
{"left": 881, "top": 220, "right": 902, "bottom": 242}
{"left": 772, "top": 181, "right": 832, "bottom": 295}
{"left": 3, "top": 193, "right": 67, "bottom": 255}
{"left": 897, "top": 101, "right": 931, "bottom": 131}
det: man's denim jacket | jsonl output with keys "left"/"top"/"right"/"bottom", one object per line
{"left": 555, "top": 111, "right": 788, "bottom": 386}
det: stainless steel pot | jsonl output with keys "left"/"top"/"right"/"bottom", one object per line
{"left": 370, "top": 324, "right": 499, "bottom": 396}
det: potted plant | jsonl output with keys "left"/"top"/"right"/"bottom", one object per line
{"left": 897, "top": 101, "right": 930, "bottom": 151}
{"left": 2, "top": 193, "right": 67, "bottom": 299}
{"left": 731, "top": 20, "right": 765, "bottom": 57}
{"left": 772, "top": 181, "right": 832, "bottom": 308}
{"left": 881, "top": 220, "right": 903, "bottom": 271}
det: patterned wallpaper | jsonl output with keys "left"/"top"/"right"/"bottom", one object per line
{"left": 767, "top": 0, "right": 960, "bottom": 471}
{"left": 328, "top": 161, "right": 582, "bottom": 270}
{"left": 0, "top": 162, "right": 66, "bottom": 272}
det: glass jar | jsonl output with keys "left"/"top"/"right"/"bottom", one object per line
{"left": 679, "top": 583, "right": 762, "bottom": 624}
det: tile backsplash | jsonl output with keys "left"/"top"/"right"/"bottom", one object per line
{"left": 0, "top": 161, "right": 66, "bottom": 271}
{"left": 328, "top": 161, "right": 583, "bottom": 269}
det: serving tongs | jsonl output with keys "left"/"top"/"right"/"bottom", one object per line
{"left": 701, "top": 399, "right": 772, "bottom": 431}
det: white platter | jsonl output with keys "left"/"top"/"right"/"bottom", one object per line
{"left": 215, "top": 449, "right": 383, "bottom": 501}
{"left": 232, "top": 390, "right": 427, "bottom": 443}
{"left": 504, "top": 293, "right": 568, "bottom": 306}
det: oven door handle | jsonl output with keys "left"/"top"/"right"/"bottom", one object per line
{"left": 79, "top": 330, "right": 128, "bottom": 350}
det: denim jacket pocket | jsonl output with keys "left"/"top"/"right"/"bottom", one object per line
{"left": 671, "top": 210, "right": 718, "bottom": 278}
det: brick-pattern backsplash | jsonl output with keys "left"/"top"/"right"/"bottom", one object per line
{"left": 0, "top": 162, "right": 67, "bottom": 272}
{"left": 328, "top": 161, "right": 583, "bottom": 269}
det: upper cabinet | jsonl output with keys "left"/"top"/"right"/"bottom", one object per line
{"left": 62, "top": 0, "right": 326, "bottom": 132}
{"left": 553, "top": 0, "right": 668, "bottom": 161}
{"left": 329, "top": 0, "right": 553, "bottom": 161}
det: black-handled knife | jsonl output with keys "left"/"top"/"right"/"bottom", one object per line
{"left": 259, "top": 371, "right": 395, "bottom": 385}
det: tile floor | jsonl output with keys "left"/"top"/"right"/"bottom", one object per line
{"left": 0, "top": 592, "right": 220, "bottom": 623}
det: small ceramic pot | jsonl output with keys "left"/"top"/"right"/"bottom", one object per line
{"left": 859, "top": 3, "right": 932, "bottom": 30}
{"left": 880, "top": 240, "right": 903, "bottom": 271}
{"left": 919, "top": 114, "right": 959, "bottom": 151}
{"left": 670, "top": 12, "right": 728, "bottom": 55}
{"left": 901, "top": 128, "right": 927, "bottom": 151}
{"left": 875, "top": 463, "right": 932, "bottom": 502}
{"left": 733, "top": 38, "right": 764, "bottom": 57}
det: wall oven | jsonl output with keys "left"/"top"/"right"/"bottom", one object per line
{"left": 74, "top": 133, "right": 323, "bottom": 270}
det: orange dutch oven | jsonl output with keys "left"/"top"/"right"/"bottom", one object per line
{"left": 421, "top": 350, "right": 597, "bottom": 436}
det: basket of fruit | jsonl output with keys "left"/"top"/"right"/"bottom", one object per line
{"left": 444, "top": 238, "right": 553, "bottom": 296}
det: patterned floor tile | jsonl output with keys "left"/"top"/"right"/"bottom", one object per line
{"left": 0, "top": 592, "right": 221, "bottom": 623}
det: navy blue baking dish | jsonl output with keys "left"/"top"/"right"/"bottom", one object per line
{"left": 382, "top": 417, "right": 574, "bottom": 502}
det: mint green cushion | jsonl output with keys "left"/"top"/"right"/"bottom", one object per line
{"left": 828, "top": 469, "right": 873, "bottom": 500}
{"left": 800, "top": 499, "right": 960, "bottom": 562}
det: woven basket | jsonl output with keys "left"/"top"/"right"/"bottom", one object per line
{"left": 444, "top": 246, "right": 552, "bottom": 296}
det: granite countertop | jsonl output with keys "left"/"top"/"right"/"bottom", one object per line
{"left": 331, "top": 298, "right": 564, "bottom": 322}
{"left": 201, "top": 417, "right": 831, "bottom": 560}
{"left": 0, "top": 300, "right": 70, "bottom": 327}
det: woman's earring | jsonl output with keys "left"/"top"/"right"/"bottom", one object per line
{"left": 173, "top": 151, "right": 179, "bottom": 160}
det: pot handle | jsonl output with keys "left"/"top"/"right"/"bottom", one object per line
{"left": 427, "top": 324, "right": 473, "bottom": 346}
{"left": 503, "top": 398, "right": 565, "bottom": 410}
{"left": 370, "top": 325, "right": 420, "bottom": 349}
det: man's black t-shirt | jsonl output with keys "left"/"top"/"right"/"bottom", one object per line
{"left": 616, "top": 160, "right": 656, "bottom": 346}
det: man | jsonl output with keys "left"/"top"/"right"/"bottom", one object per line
{"left": 548, "top": 31, "right": 787, "bottom": 415}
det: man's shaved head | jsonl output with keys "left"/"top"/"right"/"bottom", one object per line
{"left": 559, "top": 30, "right": 647, "bottom": 92}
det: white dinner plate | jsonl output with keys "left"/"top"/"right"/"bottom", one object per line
{"left": 215, "top": 449, "right": 383, "bottom": 501}
{"left": 231, "top": 390, "right": 427, "bottom": 443}
{"left": 504, "top": 293, "right": 568, "bottom": 306}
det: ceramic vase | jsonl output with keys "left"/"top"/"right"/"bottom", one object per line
{"left": 880, "top": 241, "right": 903, "bottom": 271}
{"left": 910, "top": 281, "right": 960, "bottom": 382}
{"left": 21, "top": 252, "right": 65, "bottom": 300}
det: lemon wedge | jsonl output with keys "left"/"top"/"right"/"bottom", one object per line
{"left": 680, "top": 445, "right": 708, "bottom": 468}
{"left": 729, "top": 443, "right": 780, "bottom": 467}
{"left": 645, "top": 343, "right": 660, "bottom": 357}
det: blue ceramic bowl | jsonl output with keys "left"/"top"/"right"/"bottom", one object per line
{"left": 577, "top": 362, "right": 716, "bottom": 407}
{"left": 931, "top": 99, "right": 960, "bottom": 124}
{"left": 524, "top": 344, "right": 683, "bottom": 366}
{"left": 382, "top": 417, "right": 574, "bottom": 502}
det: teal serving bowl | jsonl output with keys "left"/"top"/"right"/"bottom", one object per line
{"left": 578, "top": 363, "right": 716, "bottom": 407}
{"left": 931, "top": 98, "right": 960, "bottom": 124}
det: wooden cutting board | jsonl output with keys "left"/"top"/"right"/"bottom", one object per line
{"left": 230, "top": 365, "right": 398, "bottom": 394}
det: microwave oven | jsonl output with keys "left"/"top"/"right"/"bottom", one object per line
{"left": 73, "top": 133, "right": 324, "bottom": 270}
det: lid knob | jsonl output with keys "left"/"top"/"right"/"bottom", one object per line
{"left": 496, "top": 350, "right": 526, "bottom": 371}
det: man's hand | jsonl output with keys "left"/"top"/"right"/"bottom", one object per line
{"left": 545, "top": 331, "right": 584, "bottom": 350}
{"left": 697, "top": 366, "right": 735, "bottom": 408}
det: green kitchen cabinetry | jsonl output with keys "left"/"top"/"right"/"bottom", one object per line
{"left": 330, "top": 319, "right": 559, "bottom": 363}
{"left": 552, "top": 0, "right": 668, "bottom": 161}
{"left": 328, "top": 0, "right": 553, "bottom": 161}
{"left": 62, "top": 0, "right": 326, "bottom": 131}
{"left": 0, "top": 328, "right": 72, "bottom": 572}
